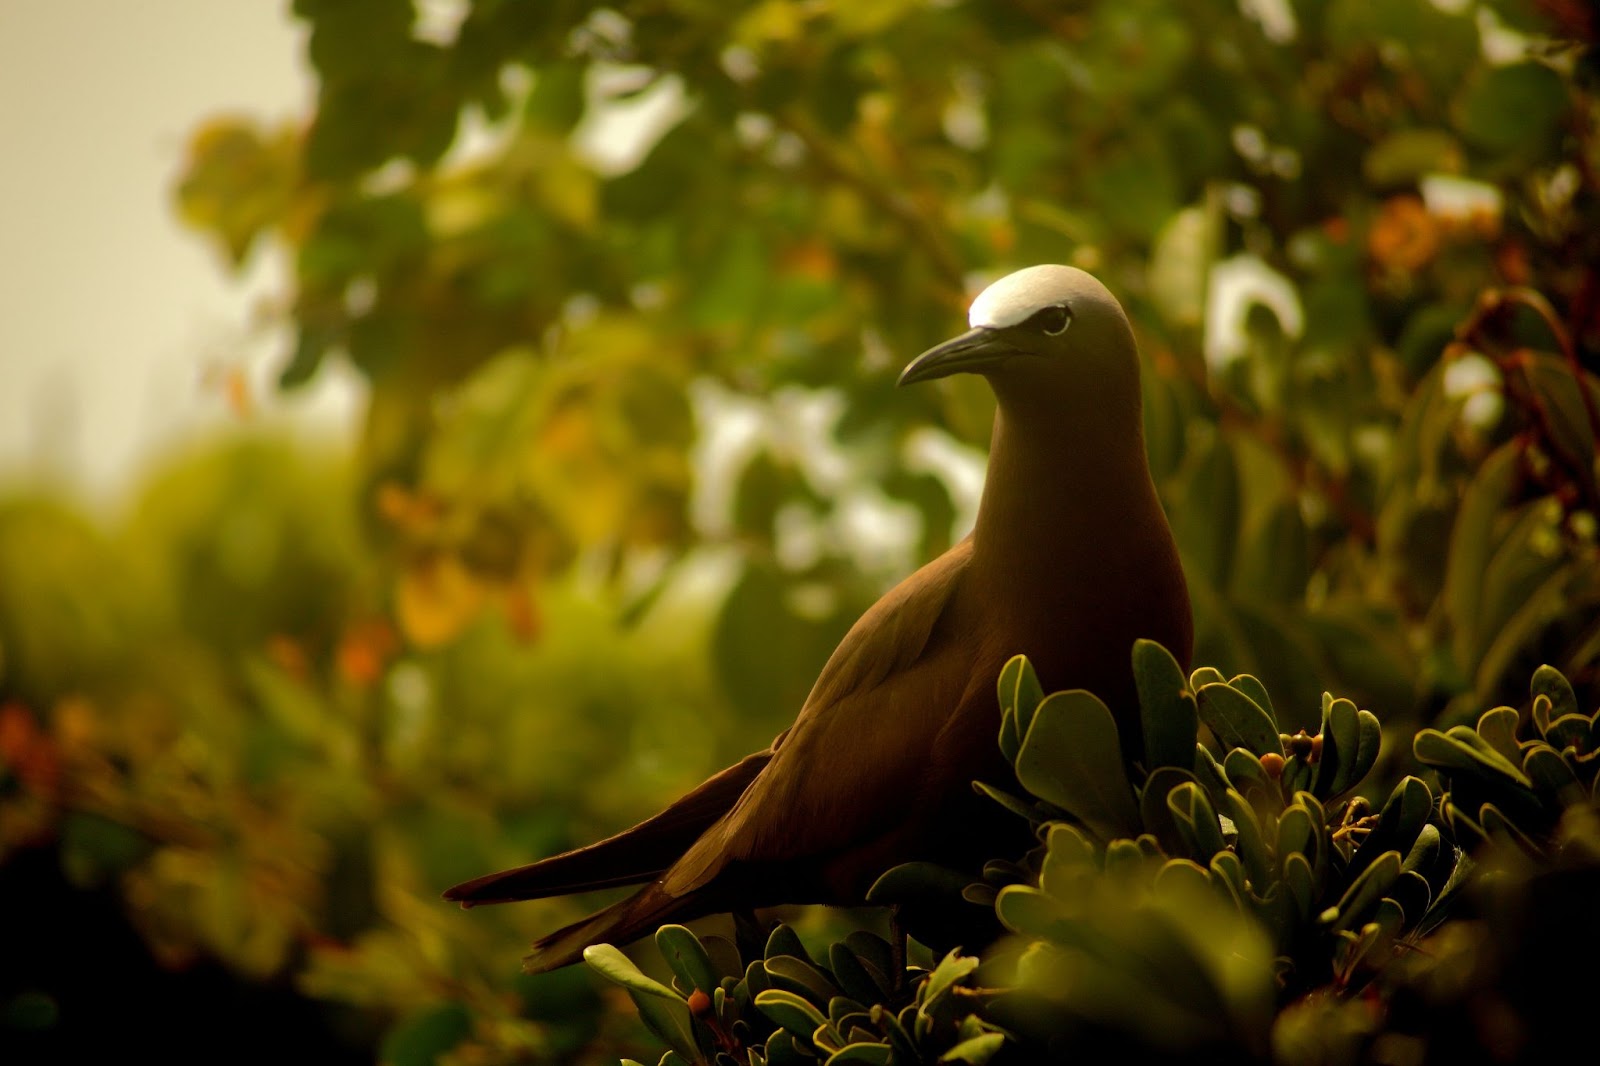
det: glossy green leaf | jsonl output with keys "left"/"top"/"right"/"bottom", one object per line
{"left": 1196, "top": 682, "right": 1284, "bottom": 758}
{"left": 1414, "top": 726, "right": 1533, "bottom": 788}
{"left": 765, "top": 924, "right": 813, "bottom": 965}
{"left": 1134, "top": 637, "right": 1199, "bottom": 771}
{"left": 583, "top": 945, "right": 699, "bottom": 1060}
{"left": 765, "top": 954, "right": 841, "bottom": 1005}
{"left": 1321, "top": 851, "right": 1402, "bottom": 932}
{"left": 1283, "top": 851, "right": 1316, "bottom": 922}
{"left": 1141, "top": 766, "right": 1202, "bottom": 857}
{"left": 972, "top": 779, "right": 1038, "bottom": 822}
{"left": 920, "top": 949, "right": 979, "bottom": 1014}
{"left": 1442, "top": 442, "right": 1520, "bottom": 670}
{"left": 938, "top": 1032, "right": 1007, "bottom": 1063}
{"left": 994, "top": 885, "right": 1068, "bottom": 939}
{"left": 1350, "top": 776, "right": 1432, "bottom": 879}
{"left": 1220, "top": 789, "right": 1274, "bottom": 890}
{"left": 1476, "top": 706, "right": 1522, "bottom": 766}
{"left": 656, "top": 925, "right": 721, "bottom": 997}
{"left": 755, "top": 989, "right": 829, "bottom": 1041}
{"left": 1014, "top": 689, "right": 1140, "bottom": 840}
{"left": 1167, "top": 781, "right": 1228, "bottom": 863}
{"left": 829, "top": 943, "right": 890, "bottom": 1009}
{"left": 826, "top": 1043, "right": 893, "bottom": 1065}
{"left": 1531, "top": 664, "right": 1580, "bottom": 723}
{"left": 1523, "top": 744, "right": 1583, "bottom": 802}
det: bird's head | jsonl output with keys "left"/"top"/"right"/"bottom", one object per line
{"left": 897, "top": 265, "right": 1136, "bottom": 394}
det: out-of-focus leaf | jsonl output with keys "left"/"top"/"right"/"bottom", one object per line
{"left": 380, "top": 1002, "right": 472, "bottom": 1066}
{"left": 1442, "top": 442, "right": 1521, "bottom": 672}
{"left": 1455, "top": 61, "right": 1569, "bottom": 158}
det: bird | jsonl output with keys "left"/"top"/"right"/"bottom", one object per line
{"left": 444, "top": 265, "right": 1193, "bottom": 972}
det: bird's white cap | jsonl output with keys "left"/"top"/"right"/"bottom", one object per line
{"left": 967, "top": 264, "right": 1083, "bottom": 329}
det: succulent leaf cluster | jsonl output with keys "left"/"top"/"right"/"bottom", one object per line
{"left": 586, "top": 922, "right": 1004, "bottom": 1066}
{"left": 1414, "top": 663, "right": 1600, "bottom": 860}
{"left": 985, "top": 641, "right": 1464, "bottom": 1024}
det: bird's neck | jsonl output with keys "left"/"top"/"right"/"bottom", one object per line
{"left": 967, "top": 370, "right": 1177, "bottom": 641}
{"left": 968, "top": 373, "right": 1191, "bottom": 751}
{"left": 972, "top": 379, "right": 1155, "bottom": 561}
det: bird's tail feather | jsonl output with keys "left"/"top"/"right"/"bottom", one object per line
{"left": 521, "top": 883, "right": 692, "bottom": 974}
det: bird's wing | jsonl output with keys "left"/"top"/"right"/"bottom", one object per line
{"left": 443, "top": 745, "right": 776, "bottom": 906}
{"left": 665, "top": 539, "right": 977, "bottom": 896}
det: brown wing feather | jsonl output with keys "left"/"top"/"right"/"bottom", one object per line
{"left": 664, "top": 540, "right": 976, "bottom": 897}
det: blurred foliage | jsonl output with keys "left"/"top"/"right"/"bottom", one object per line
{"left": 5, "top": 0, "right": 1600, "bottom": 1061}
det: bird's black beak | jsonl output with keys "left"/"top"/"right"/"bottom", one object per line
{"left": 897, "top": 327, "right": 1023, "bottom": 386}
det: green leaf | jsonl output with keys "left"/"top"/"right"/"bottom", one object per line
{"left": 1321, "top": 851, "right": 1402, "bottom": 933}
{"left": 997, "top": 655, "right": 1025, "bottom": 763}
{"left": 829, "top": 943, "right": 891, "bottom": 1010}
{"left": 1402, "top": 824, "right": 1442, "bottom": 875}
{"left": 1227, "top": 674, "right": 1276, "bottom": 726}
{"left": 1196, "top": 682, "right": 1284, "bottom": 758}
{"left": 1414, "top": 727, "right": 1533, "bottom": 788}
{"left": 583, "top": 945, "right": 699, "bottom": 1061}
{"left": 994, "top": 885, "right": 1068, "bottom": 939}
{"left": 1443, "top": 442, "right": 1520, "bottom": 671}
{"left": 1001, "top": 653, "right": 1045, "bottom": 749}
{"left": 1479, "top": 801, "right": 1544, "bottom": 855}
{"left": 765, "top": 924, "right": 814, "bottom": 965}
{"left": 656, "top": 925, "right": 721, "bottom": 997}
{"left": 1476, "top": 706, "right": 1522, "bottom": 766}
{"left": 1350, "top": 777, "right": 1433, "bottom": 880}
{"left": 1193, "top": 744, "right": 1233, "bottom": 807}
{"left": 1220, "top": 789, "right": 1274, "bottom": 890}
{"left": 755, "top": 989, "right": 829, "bottom": 1041}
{"left": 1235, "top": 499, "right": 1310, "bottom": 603}
{"left": 972, "top": 779, "right": 1038, "bottom": 822}
{"left": 1455, "top": 61, "right": 1569, "bottom": 157}
{"left": 1141, "top": 766, "right": 1202, "bottom": 857}
{"left": 872, "top": 1002, "right": 920, "bottom": 1064}
{"left": 1013, "top": 689, "right": 1140, "bottom": 840}
{"left": 939, "top": 1033, "right": 1008, "bottom": 1063}
{"left": 1174, "top": 431, "right": 1240, "bottom": 588}
{"left": 765, "top": 954, "right": 842, "bottom": 1005}
{"left": 1133, "top": 638, "right": 1199, "bottom": 771}
{"left": 1314, "top": 697, "right": 1370, "bottom": 799}
{"left": 866, "top": 862, "right": 977, "bottom": 908}
{"left": 1523, "top": 744, "right": 1583, "bottom": 803}
{"left": 1363, "top": 128, "right": 1463, "bottom": 187}
{"left": 380, "top": 1002, "right": 471, "bottom": 1066}
{"left": 1167, "top": 782, "right": 1228, "bottom": 863}
{"left": 1277, "top": 804, "right": 1319, "bottom": 874}
{"left": 1531, "top": 664, "right": 1579, "bottom": 722}
{"left": 1283, "top": 851, "right": 1316, "bottom": 922}
{"left": 827, "top": 1044, "right": 893, "bottom": 1065}
{"left": 920, "top": 950, "right": 979, "bottom": 1015}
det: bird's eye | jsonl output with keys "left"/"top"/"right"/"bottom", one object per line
{"left": 1032, "top": 305, "right": 1071, "bottom": 336}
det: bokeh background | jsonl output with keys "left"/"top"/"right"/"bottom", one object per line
{"left": 3, "top": 0, "right": 1597, "bottom": 1062}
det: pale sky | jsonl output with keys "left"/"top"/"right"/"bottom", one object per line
{"left": 0, "top": 2, "right": 359, "bottom": 501}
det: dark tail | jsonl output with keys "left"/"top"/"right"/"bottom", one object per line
{"left": 444, "top": 748, "right": 773, "bottom": 906}
{"left": 521, "top": 882, "right": 697, "bottom": 973}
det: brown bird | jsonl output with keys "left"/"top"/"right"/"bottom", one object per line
{"left": 444, "top": 265, "right": 1193, "bottom": 971}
